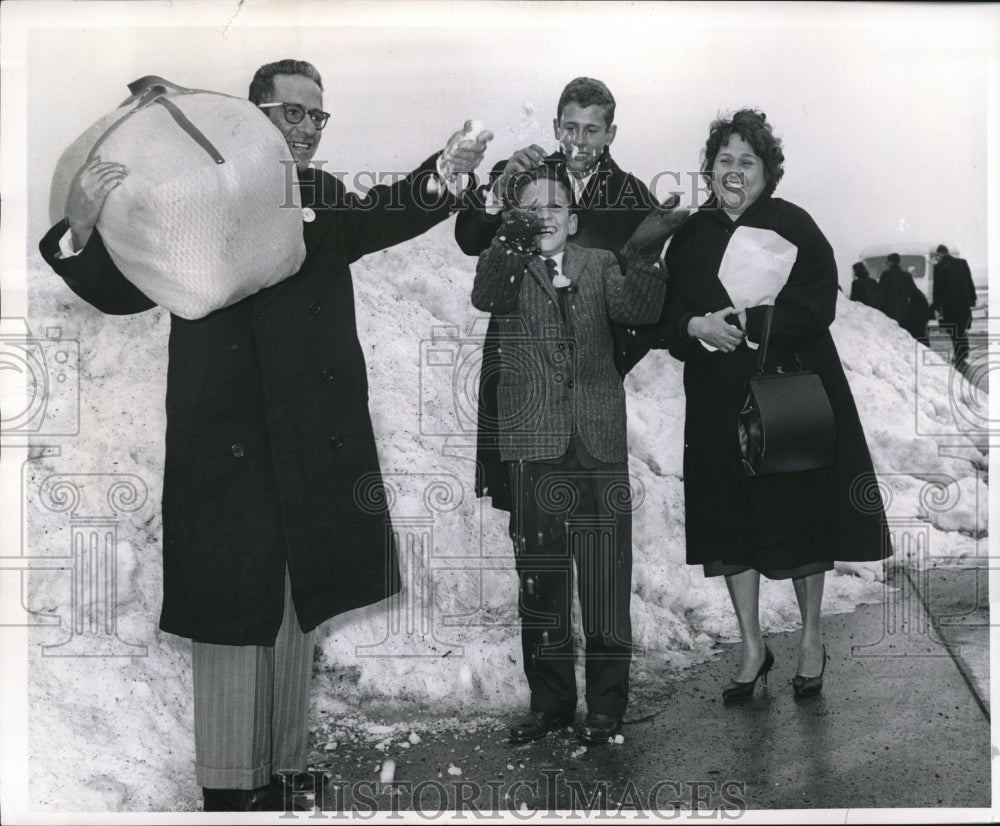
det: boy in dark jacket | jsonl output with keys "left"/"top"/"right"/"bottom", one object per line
{"left": 471, "top": 168, "right": 665, "bottom": 745}
{"left": 456, "top": 77, "right": 661, "bottom": 512}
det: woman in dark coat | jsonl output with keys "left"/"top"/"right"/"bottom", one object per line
{"left": 661, "top": 110, "right": 891, "bottom": 700}
{"left": 849, "top": 262, "right": 879, "bottom": 307}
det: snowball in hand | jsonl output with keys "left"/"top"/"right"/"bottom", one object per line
{"left": 439, "top": 119, "right": 493, "bottom": 181}
{"left": 458, "top": 119, "right": 492, "bottom": 147}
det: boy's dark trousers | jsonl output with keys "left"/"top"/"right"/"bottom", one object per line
{"left": 507, "top": 445, "right": 633, "bottom": 719}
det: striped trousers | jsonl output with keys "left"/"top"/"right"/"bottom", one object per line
{"left": 191, "top": 571, "right": 316, "bottom": 789}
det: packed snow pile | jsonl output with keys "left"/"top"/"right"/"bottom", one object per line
{"left": 21, "top": 218, "right": 987, "bottom": 810}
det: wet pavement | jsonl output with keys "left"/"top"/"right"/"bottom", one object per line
{"left": 300, "top": 562, "right": 992, "bottom": 816}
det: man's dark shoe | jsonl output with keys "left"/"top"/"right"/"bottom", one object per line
{"left": 575, "top": 712, "right": 623, "bottom": 745}
{"left": 271, "top": 771, "right": 326, "bottom": 810}
{"left": 202, "top": 785, "right": 283, "bottom": 812}
{"left": 271, "top": 770, "right": 327, "bottom": 794}
{"left": 509, "top": 710, "right": 574, "bottom": 742}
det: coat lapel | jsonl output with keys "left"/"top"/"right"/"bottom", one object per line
{"left": 561, "top": 244, "right": 583, "bottom": 286}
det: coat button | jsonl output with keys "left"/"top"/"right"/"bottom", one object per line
{"left": 309, "top": 302, "right": 322, "bottom": 314}
{"left": 567, "top": 380, "right": 575, "bottom": 389}
{"left": 330, "top": 435, "right": 344, "bottom": 448}
{"left": 321, "top": 368, "right": 335, "bottom": 381}
{"left": 231, "top": 443, "right": 245, "bottom": 458}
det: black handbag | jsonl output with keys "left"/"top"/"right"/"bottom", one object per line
{"left": 738, "top": 306, "right": 837, "bottom": 476}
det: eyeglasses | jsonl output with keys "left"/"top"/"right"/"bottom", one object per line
{"left": 257, "top": 102, "right": 330, "bottom": 130}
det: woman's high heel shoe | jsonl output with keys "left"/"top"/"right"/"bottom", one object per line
{"left": 722, "top": 645, "right": 775, "bottom": 702}
{"left": 792, "top": 645, "right": 828, "bottom": 697}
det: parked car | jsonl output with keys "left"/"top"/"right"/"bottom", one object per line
{"left": 857, "top": 242, "right": 988, "bottom": 326}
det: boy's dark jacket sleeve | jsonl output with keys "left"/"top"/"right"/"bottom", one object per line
{"left": 455, "top": 159, "right": 507, "bottom": 256}
{"left": 39, "top": 220, "right": 156, "bottom": 315}
{"left": 471, "top": 240, "right": 529, "bottom": 314}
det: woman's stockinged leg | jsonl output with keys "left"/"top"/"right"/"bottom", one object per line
{"left": 724, "top": 568, "right": 766, "bottom": 682}
{"left": 792, "top": 571, "right": 826, "bottom": 677}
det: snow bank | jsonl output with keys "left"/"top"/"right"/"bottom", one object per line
{"left": 21, "top": 219, "right": 987, "bottom": 810}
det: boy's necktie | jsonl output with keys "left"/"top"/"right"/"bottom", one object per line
{"left": 544, "top": 258, "right": 571, "bottom": 288}
{"left": 545, "top": 258, "right": 574, "bottom": 331}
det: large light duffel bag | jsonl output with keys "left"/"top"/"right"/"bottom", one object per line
{"left": 49, "top": 76, "right": 306, "bottom": 319}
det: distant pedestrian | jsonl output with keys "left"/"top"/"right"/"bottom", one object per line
{"left": 877, "top": 252, "right": 930, "bottom": 342}
{"left": 932, "top": 244, "right": 977, "bottom": 365}
{"left": 849, "top": 261, "right": 879, "bottom": 308}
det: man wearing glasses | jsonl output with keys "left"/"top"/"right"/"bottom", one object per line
{"left": 39, "top": 58, "right": 489, "bottom": 812}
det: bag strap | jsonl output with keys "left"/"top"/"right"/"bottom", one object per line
{"left": 87, "top": 77, "right": 227, "bottom": 165}
{"left": 756, "top": 305, "right": 775, "bottom": 375}
{"left": 153, "top": 97, "right": 225, "bottom": 164}
{"left": 127, "top": 75, "right": 193, "bottom": 97}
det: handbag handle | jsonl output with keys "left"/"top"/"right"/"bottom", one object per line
{"left": 755, "top": 305, "right": 775, "bottom": 375}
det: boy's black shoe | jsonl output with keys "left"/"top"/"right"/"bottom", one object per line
{"left": 575, "top": 712, "right": 622, "bottom": 745}
{"left": 509, "top": 710, "right": 574, "bottom": 742}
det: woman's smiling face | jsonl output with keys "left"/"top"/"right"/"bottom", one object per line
{"left": 711, "top": 134, "right": 766, "bottom": 217}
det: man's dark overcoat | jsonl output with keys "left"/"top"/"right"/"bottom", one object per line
{"left": 40, "top": 157, "right": 456, "bottom": 645}
{"left": 932, "top": 254, "right": 977, "bottom": 326}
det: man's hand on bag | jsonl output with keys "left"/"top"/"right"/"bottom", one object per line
{"left": 688, "top": 306, "right": 745, "bottom": 352}
{"left": 67, "top": 156, "right": 128, "bottom": 250}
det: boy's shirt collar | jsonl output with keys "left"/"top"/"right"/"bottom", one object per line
{"left": 559, "top": 147, "right": 612, "bottom": 202}
{"left": 542, "top": 250, "right": 566, "bottom": 275}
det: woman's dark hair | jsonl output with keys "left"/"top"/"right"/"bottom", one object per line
{"left": 852, "top": 262, "right": 870, "bottom": 279}
{"left": 701, "top": 108, "right": 785, "bottom": 195}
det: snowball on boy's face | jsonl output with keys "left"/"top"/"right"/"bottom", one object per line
{"left": 553, "top": 102, "right": 616, "bottom": 177}
{"left": 516, "top": 178, "right": 577, "bottom": 256}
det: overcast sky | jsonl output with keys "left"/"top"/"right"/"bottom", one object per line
{"left": 4, "top": 0, "right": 998, "bottom": 289}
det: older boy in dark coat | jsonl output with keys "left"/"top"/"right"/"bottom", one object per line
{"left": 39, "top": 59, "right": 487, "bottom": 811}
{"left": 456, "top": 77, "right": 659, "bottom": 512}
{"left": 471, "top": 169, "right": 666, "bottom": 745}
